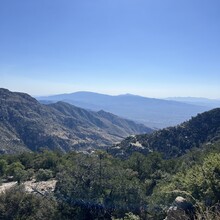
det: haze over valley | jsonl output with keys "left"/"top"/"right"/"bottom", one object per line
{"left": 38, "top": 92, "right": 215, "bottom": 128}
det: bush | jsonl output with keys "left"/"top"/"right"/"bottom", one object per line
{"left": 0, "top": 185, "right": 58, "bottom": 219}
{"left": 36, "top": 169, "right": 53, "bottom": 181}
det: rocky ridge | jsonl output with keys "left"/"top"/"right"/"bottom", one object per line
{"left": 0, "top": 88, "right": 152, "bottom": 153}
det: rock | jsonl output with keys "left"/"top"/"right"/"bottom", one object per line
{"left": 164, "top": 196, "right": 194, "bottom": 220}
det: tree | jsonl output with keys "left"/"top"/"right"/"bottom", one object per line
{"left": 6, "top": 161, "right": 26, "bottom": 184}
{"left": 36, "top": 168, "right": 53, "bottom": 181}
{"left": 0, "top": 185, "right": 58, "bottom": 220}
{"left": 55, "top": 153, "right": 146, "bottom": 219}
{"left": 0, "top": 159, "right": 7, "bottom": 177}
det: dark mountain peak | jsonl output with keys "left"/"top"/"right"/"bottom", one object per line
{"left": 97, "top": 109, "right": 117, "bottom": 117}
{"left": 97, "top": 109, "right": 106, "bottom": 114}
{"left": 50, "top": 101, "right": 78, "bottom": 109}
{"left": 0, "top": 88, "right": 10, "bottom": 94}
{"left": 0, "top": 88, "right": 38, "bottom": 105}
{"left": 184, "top": 107, "right": 220, "bottom": 124}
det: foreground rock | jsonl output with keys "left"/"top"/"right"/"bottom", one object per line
{"left": 165, "top": 196, "right": 194, "bottom": 220}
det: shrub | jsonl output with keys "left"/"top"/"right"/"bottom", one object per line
{"left": 36, "top": 169, "right": 53, "bottom": 181}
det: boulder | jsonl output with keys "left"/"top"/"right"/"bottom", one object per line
{"left": 164, "top": 196, "right": 194, "bottom": 220}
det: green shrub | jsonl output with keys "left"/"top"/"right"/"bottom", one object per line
{"left": 0, "top": 185, "right": 58, "bottom": 220}
{"left": 36, "top": 169, "right": 53, "bottom": 181}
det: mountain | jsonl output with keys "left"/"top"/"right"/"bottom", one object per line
{"left": 166, "top": 97, "right": 220, "bottom": 108}
{"left": 109, "top": 108, "right": 220, "bottom": 158}
{"left": 0, "top": 88, "right": 152, "bottom": 154}
{"left": 37, "top": 92, "right": 211, "bottom": 128}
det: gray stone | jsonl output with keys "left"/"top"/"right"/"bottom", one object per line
{"left": 164, "top": 196, "right": 194, "bottom": 220}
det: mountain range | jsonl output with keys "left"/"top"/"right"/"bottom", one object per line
{"left": 166, "top": 97, "right": 220, "bottom": 108}
{"left": 37, "top": 92, "right": 212, "bottom": 128}
{"left": 1, "top": 89, "right": 220, "bottom": 220}
{"left": 0, "top": 88, "right": 152, "bottom": 154}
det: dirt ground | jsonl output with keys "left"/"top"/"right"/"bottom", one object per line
{"left": 0, "top": 179, "right": 57, "bottom": 195}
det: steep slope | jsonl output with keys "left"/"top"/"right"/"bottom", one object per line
{"left": 0, "top": 88, "right": 152, "bottom": 154}
{"left": 48, "top": 102, "right": 151, "bottom": 138}
{"left": 109, "top": 108, "right": 220, "bottom": 158}
{"left": 37, "top": 92, "right": 211, "bottom": 128}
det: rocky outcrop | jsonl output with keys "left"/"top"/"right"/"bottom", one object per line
{"left": 0, "top": 179, "right": 56, "bottom": 195}
{"left": 165, "top": 196, "right": 195, "bottom": 220}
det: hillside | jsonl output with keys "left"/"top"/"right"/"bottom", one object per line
{"left": 109, "top": 108, "right": 220, "bottom": 158}
{"left": 1, "top": 90, "right": 220, "bottom": 219}
{"left": 1, "top": 139, "right": 220, "bottom": 219}
{"left": 0, "top": 88, "right": 152, "bottom": 153}
{"left": 37, "top": 91, "right": 211, "bottom": 128}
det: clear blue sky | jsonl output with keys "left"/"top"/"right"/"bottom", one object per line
{"left": 0, "top": 0, "right": 220, "bottom": 98}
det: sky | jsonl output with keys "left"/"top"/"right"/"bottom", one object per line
{"left": 0, "top": 0, "right": 220, "bottom": 98}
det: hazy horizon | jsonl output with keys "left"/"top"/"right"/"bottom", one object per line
{"left": 8, "top": 88, "right": 220, "bottom": 100}
{"left": 1, "top": 0, "right": 220, "bottom": 99}
{"left": 1, "top": 86, "right": 220, "bottom": 101}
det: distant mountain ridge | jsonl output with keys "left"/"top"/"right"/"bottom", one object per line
{"left": 166, "top": 97, "right": 220, "bottom": 108}
{"left": 109, "top": 108, "right": 220, "bottom": 158}
{"left": 0, "top": 88, "right": 152, "bottom": 154}
{"left": 38, "top": 91, "right": 211, "bottom": 128}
